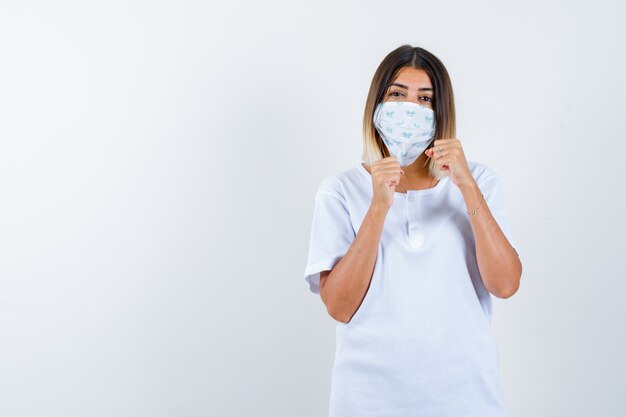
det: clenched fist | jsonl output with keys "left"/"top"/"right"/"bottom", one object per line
{"left": 368, "top": 156, "right": 404, "bottom": 210}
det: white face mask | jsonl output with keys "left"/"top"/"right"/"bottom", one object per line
{"left": 373, "top": 101, "right": 436, "bottom": 167}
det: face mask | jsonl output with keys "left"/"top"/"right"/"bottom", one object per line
{"left": 373, "top": 101, "right": 436, "bottom": 167}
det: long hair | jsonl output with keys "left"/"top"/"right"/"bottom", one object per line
{"left": 362, "top": 45, "right": 456, "bottom": 179}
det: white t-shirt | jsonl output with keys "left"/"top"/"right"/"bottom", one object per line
{"left": 303, "top": 160, "right": 518, "bottom": 417}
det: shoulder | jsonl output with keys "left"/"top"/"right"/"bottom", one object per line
{"left": 316, "top": 165, "right": 364, "bottom": 201}
{"left": 466, "top": 160, "right": 511, "bottom": 199}
{"left": 466, "top": 160, "right": 501, "bottom": 185}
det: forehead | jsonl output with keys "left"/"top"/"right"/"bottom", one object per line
{"left": 391, "top": 67, "right": 432, "bottom": 88}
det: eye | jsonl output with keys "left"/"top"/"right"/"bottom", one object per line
{"left": 389, "top": 91, "right": 405, "bottom": 97}
{"left": 420, "top": 96, "right": 432, "bottom": 102}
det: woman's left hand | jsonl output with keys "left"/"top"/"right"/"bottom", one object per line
{"left": 424, "top": 139, "right": 476, "bottom": 189}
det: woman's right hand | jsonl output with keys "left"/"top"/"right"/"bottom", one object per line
{"left": 369, "top": 156, "right": 404, "bottom": 210}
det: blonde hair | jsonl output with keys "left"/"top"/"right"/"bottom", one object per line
{"left": 362, "top": 45, "right": 457, "bottom": 180}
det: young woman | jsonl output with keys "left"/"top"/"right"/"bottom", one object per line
{"left": 303, "top": 45, "right": 522, "bottom": 416}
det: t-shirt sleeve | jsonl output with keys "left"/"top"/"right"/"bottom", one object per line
{"left": 303, "top": 178, "right": 356, "bottom": 295}
{"left": 477, "top": 167, "right": 519, "bottom": 255}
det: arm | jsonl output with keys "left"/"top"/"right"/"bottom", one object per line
{"left": 319, "top": 203, "right": 388, "bottom": 323}
{"left": 425, "top": 140, "right": 522, "bottom": 298}
{"left": 460, "top": 181, "right": 522, "bottom": 298}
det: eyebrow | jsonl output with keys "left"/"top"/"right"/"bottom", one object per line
{"left": 390, "top": 83, "right": 433, "bottom": 92}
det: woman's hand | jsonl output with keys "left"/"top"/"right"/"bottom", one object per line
{"left": 425, "top": 138, "right": 476, "bottom": 189}
{"left": 369, "top": 156, "right": 404, "bottom": 210}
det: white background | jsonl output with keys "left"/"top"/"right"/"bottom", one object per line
{"left": 1, "top": 1, "right": 624, "bottom": 416}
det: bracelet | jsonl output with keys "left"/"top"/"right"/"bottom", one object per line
{"left": 467, "top": 193, "right": 485, "bottom": 216}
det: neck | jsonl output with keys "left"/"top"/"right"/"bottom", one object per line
{"left": 401, "top": 154, "right": 432, "bottom": 181}
{"left": 361, "top": 153, "right": 436, "bottom": 190}
{"left": 392, "top": 153, "right": 437, "bottom": 192}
